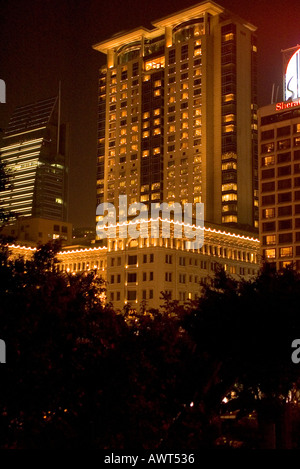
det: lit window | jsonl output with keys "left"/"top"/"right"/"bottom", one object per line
{"left": 265, "top": 235, "right": 276, "bottom": 245}
{"left": 145, "top": 56, "right": 165, "bottom": 71}
{"left": 154, "top": 89, "right": 161, "bottom": 97}
{"left": 280, "top": 247, "right": 293, "bottom": 257}
{"left": 222, "top": 161, "right": 237, "bottom": 170}
{"left": 224, "top": 124, "right": 235, "bottom": 133}
{"left": 223, "top": 93, "right": 235, "bottom": 103}
{"left": 142, "top": 150, "right": 149, "bottom": 158}
{"left": 222, "top": 215, "right": 237, "bottom": 223}
{"left": 194, "top": 196, "right": 201, "bottom": 203}
{"left": 143, "top": 75, "right": 150, "bottom": 82}
{"left": 262, "top": 155, "right": 275, "bottom": 166}
{"left": 222, "top": 183, "right": 237, "bottom": 192}
{"left": 143, "top": 131, "right": 150, "bottom": 138}
{"left": 154, "top": 109, "right": 161, "bottom": 116}
{"left": 265, "top": 249, "right": 276, "bottom": 259}
{"left": 263, "top": 208, "right": 275, "bottom": 219}
{"left": 153, "top": 147, "right": 160, "bottom": 155}
{"left": 121, "top": 110, "right": 127, "bottom": 117}
{"left": 154, "top": 80, "right": 161, "bottom": 87}
{"left": 223, "top": 114, "right": 235, "bottom": 123}
{"left": 223, "top": 33, "right": 234, "bottom": 41}
{"left": 141, "top": 184, "right": 149, "bottom": 192}
{"left": 222, "top": 193, "right": 237, "bottom": 202}
{"left": 153, "top": 128, "right": 161, "bottom": 135}
{"left": 169, "top": 125, "right": 175, "bottom": 133}
{"left": 181, "top": 92, "right": 189, "bottom": 100}
{"left": 143, "top": 112, "right": 150, "bottom": 119}
{"left": 140, "top": 194, "right": 149, "bottom": 202}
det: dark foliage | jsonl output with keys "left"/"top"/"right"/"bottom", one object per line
{"left": 0, "top": 246, "right": 300, "bottom": 449}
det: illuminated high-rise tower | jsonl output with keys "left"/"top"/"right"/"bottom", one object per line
{"left": 0, "top": 96, "right": 68, "bottom": 221}
{"left": 93, "top": 0, "right": 258, "bottom": 231}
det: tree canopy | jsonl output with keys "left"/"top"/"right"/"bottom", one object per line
{"left": 0, "top": 244, "right": 300, "bottom": 449}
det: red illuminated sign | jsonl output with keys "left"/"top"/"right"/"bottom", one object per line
{"left": 276, "top": 99, "right": 300, "bottom": 111}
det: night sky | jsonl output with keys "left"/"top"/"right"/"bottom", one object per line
{"left": 1, "top": 0, "right": 300, "bottom": 228}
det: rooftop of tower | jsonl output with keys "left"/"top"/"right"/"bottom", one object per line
{"left": 92, "top": 0, "right": 256, "bottom": 55}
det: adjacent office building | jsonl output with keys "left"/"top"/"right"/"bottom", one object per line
{"left": 259, "top": 45, "right": 300, "bottom": 271}
{"left": 0, "top": 96, "right": 68, "bottom": 222}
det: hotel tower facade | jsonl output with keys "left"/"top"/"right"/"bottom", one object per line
{"left": 93, "top": 0, "right": 259, "bottom": 230}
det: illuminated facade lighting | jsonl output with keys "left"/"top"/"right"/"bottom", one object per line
{"left": 0, "top": 96, "right": 68, "bottom": 221}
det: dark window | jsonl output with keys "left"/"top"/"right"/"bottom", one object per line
{"left": 277, "top": 152, "right": 291, "bottom": 164}
{"left": 261, "top": 168, "right": 275, "bottom": 179}
{"left": 127, "top": 291, "right": 136, "bottom": 301}
{"left": 262, "top": 222, "right": 276, "bottom": 232}
{"left": 278, "top": 192, "right": 292, "bottom": 203}
{"left": 262, "top": 181, "right": 275, "bottom": 192}
{"left": 278, "top": 179, "right": 291, "bottom": 190}
{"left": 277, "top": 126, "right": 291, "bottom": 137}
{"left": 261, "top": 129, "right": 274, "bottom": 141}
{"left": 128, "top": 273, "right": 137, "bottom": 283}
{"left": 262, "top": 195, "right": 275, "bottom": 205}
{"left": 278, "top": 205, "right": 292, "bottom": 217}
{"left": 128, "top": 255, "right": 137, "bottom": 265}
{"left": 278, "top": 219, "right": 292, "bottom": 230}
{"left": 279, "top": 233, "right": 293, "bottom": 243}
{"left": 278, "top": 165, "right": 291, "bottom": 177}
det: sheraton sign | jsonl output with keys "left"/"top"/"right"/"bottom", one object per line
{"left": 276, "top": 99, "right": 300, "bottom": 111}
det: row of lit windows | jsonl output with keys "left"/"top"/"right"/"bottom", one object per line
{"left": 106, "top": 244, "right": 256, "bottom": 264}
{"left": 263, "top": 232, "right": 300, "bottom": 245}
{"left": 59, "top": 260, "right": 105, "bottom": 272}
{"left": 264, "top": 247, "right": 294, "bottom": 259}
